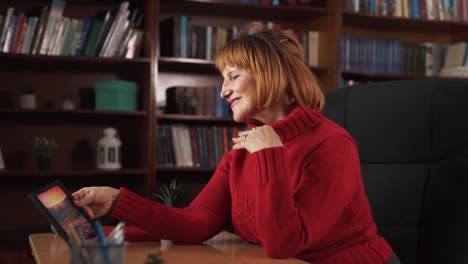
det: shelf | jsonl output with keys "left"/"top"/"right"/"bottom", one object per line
{"left": 157, "top": 167, "right": 215, "bottom": 181}
{"left": 161, "top": 1, "right": 332, "bottom": 21}
{"left": 159, "top": 57, "right": 218, "bottom": 73}
{"left": 0, "top": 169, "right": 146, "bottom": 177}
{"left": 159, "top": 56, "right": 330, "bottom": 74}
{"left": 0, "top": 53, "right": 151, "bottom": 70}
{"left": 157, "top": 114, "right": 235, "bottom": 124}
{"left": 341, "top": 70, "right": 468, "bottom": 82}
{"left": 0, "top": 109, "right": 147, "bottom": 124}
{"left": 157, "top": 167, "right": 216, "bottom": 173}
{"left": 343, "top": 12, "right": 468, "bottom": 34}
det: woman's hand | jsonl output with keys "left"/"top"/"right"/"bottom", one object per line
{"left": 232, "top": 126, "right": 282, "bottom": 153}
{"left": 72, "top": 187, "right": 120, "bottom": 219}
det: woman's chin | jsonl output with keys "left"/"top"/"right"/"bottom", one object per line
{"left": 232, "top": 113, "right": 247, "bottom": 123}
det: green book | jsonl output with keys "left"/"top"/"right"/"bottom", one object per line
{"left": 83, "top": 19, "right": 103, "bottom": 56}
{"left": 61, "top": 18, "right": 77, "bottom": 56}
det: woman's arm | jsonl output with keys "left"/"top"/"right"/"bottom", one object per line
{"left": 110, "top": 153, "right": 233, "bottom": 244}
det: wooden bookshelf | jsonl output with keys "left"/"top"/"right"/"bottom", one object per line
{"left": 0, "top": 0, "right": 156, "bottom": 261}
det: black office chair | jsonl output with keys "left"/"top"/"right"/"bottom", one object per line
{"left": 322, "top": 80, "right": 468, "bottom": 264}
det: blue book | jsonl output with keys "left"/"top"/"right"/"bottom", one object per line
{"left": 180, "top": 16, "right": 189, "bottom": 58}
{"left": 75, "top": 18, "right": 92, "bottom": 56}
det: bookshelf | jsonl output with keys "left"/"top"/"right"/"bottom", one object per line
{"left": 2, "top": 0, "right": 468, "bottom": 261}
{"left": 0, "top": 0, "right": 156, "bottom": 261}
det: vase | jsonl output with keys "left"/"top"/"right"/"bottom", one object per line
{"left": 37, "top": 156, "right": 52, "bottom": 170}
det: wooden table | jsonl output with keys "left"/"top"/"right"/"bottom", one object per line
{"left": 29, "top": 231, "right": 307, "bottom": 263}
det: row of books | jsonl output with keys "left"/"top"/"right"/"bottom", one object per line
{"left": 234, "top": 0, "right": 281, "bottom": 4}
{"left": 160, "top": 17, "right": 320, "bottom": 66}
{"left": 165, "top": 86, "right": 232, "bottom": 118}
{"left": 343, "top": 0, "right": 468, "bottom": 23}
{"left": 216, "top": 0, "right": 313, "bottom": 5}
{"left": 156, "top": 124, "right": 244, "bottom": 168}
{"left": 341, "top": 36, "right": 447, "bottom": 76}
{"left": 439, "top": 41, "right": 468, "bottom": 77}
{"left": 0, "top": 0, "right": 144, "bottom": 58}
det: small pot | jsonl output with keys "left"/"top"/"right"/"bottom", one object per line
{"left": 19, "top": 94, "right": 36, "bottom": 109}
{"left": 36, "top": 156, "right": 52, "bottom": 170}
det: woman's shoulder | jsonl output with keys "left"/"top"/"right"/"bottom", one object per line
{"left": 296, "top": 110, "right": 357, "bottom": 149}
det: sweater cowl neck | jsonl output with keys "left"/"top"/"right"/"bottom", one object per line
{"left": 246, "top": 105, "right": 322, "bottom": 143}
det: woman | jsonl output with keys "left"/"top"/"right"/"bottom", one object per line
{"left": 73, "top": 29, "right": 400, "bottom": 263}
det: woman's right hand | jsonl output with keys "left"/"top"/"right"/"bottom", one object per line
{"left": 72, "top": 187, "right": 120, "bottom": 219}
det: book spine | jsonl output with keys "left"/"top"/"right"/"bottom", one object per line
{"left": 0, "top": 7, "right": 14, "bottom": 50}
{"left": 39, "top": 0, "right": 65, "bottom": 55}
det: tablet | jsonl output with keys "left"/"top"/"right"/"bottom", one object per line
{"left": 28, "top": 179, "right": 96, "bottom": 246}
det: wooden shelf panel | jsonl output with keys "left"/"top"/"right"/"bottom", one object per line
{"left": 0, "top": 53, "right": 150, "bottom": 70}
{"left": 157, "top": 166, "right": 216, "bottom": 173}
{"left": 341, "top": 70, "right": 468, "bottom": 82}
{"left": 160, "top": 1, "right": 332, "bottom": 21}
{"left": 343, "top": 12, "right": 468, "bottom": 34}
{"left": 0, "top": 109, "right": 147, "bottom": 124}
{"left": 0, "top": 109, "right": 147, "bottom": 115}
{"left": 159, "top": 57, "right": 218, "bottom": 73}
{"left": 157, "top": 114, "right": 236, "bottom": 124}
{"left": 159, "top": 56, "right": 330, "bottom": 74}
{"left": 0, "top": 169, "right": 146, "bottom": 177}
{"left": 156, "top": 167, "right": 214, "bottom": 182}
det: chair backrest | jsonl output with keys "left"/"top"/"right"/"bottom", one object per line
{"left": 322, "top": 80, "right": 468, "bottom": 264}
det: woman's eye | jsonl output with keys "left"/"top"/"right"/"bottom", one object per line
{"left": 230, "top": 75, "right": 240, "bottom": 81}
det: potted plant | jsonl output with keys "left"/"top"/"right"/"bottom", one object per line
{"left": 155, "top": 178, "right": 183, "bottom": 207}
{"left": 32, "top": 137, "right": 58, "bottom": 170}
{"left": 19, "top": 84, "right": 36, "bottom": 109}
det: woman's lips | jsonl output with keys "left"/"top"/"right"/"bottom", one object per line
{"left": 230, "top": 98, "right": 240, "bottom": 109}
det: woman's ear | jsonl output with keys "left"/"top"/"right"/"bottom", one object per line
{"left": 283, "top": 93, "right": 296, "bottom": 106}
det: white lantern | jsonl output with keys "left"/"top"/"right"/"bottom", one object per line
{"left": 97, "top": 127, "right": 121, "bottom": 170}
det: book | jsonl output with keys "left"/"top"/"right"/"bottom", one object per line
{"left": 20, "top": 16, "right": 38, "bottom": 54}
{"left": 94, "top": 11, "right": 113, "bottom": 56}
{"left": 160, "top": 16, "right": 180, "bottom": 57}
{"left": 82, "top": 19, "right": 103, "bottom": 56}
{"left": 31, "top": 6, "right": 49, "bottom": 55}
{"left": 100, "top": 1, "right": 129, "bottom": 57}
{"left": 123, "top": 29, "right": 143, "bottom": 58}
{"left": 75, "top": 18, "right": 92, "bottom": 56}
{"left": 61, "top": 18, "right": 78, "bottom": 56}
{"left": 307, "top": 30, "right": 319, "bottom": 67}
{"left": 443, "top": 42, "right": 467, "bottom": 69}
{"left": 0, "top": 7, "right": 14, "bottom": 50}
{"left": 3, "top": 15, "right": 18, "bottom": 53}
{"left": 39, "top": 0, "right": 66, "bottom": 55}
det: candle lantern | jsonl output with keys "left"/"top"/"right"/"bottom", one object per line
{"left": 97, "top": 127, "right": 121, "bottom": 170}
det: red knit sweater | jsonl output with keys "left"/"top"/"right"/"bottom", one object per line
{"left": 111, "top": 106, "right": 393, "bottom": 263}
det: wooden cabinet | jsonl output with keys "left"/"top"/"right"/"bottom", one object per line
{"left": 0, "top": 0, "right": 156, "bottom": 259}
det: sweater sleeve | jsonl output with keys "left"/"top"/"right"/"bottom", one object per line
{"left": 253, "top": 134, "right": 361, "bottom": 258}
{"left": 111, "top": 154, "right": 233, "bottom": 244}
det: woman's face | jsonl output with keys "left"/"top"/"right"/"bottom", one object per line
{"left": 221, "top": 66, "right": 289, "bottom": 124}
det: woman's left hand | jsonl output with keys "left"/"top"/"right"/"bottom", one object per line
{"left": 232, "top": 125, "right": 283, "bottom": 153}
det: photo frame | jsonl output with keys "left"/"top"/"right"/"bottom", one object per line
{"left": 28, "top": 179, "right": 96, "bottom": 246}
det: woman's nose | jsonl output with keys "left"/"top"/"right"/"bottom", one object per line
{"left": 220, "top": 85, "right": 232, "bottom": 99}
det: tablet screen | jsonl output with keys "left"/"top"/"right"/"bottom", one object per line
{"left": 28, "top": 179, "right": 96, "bottom": 245}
